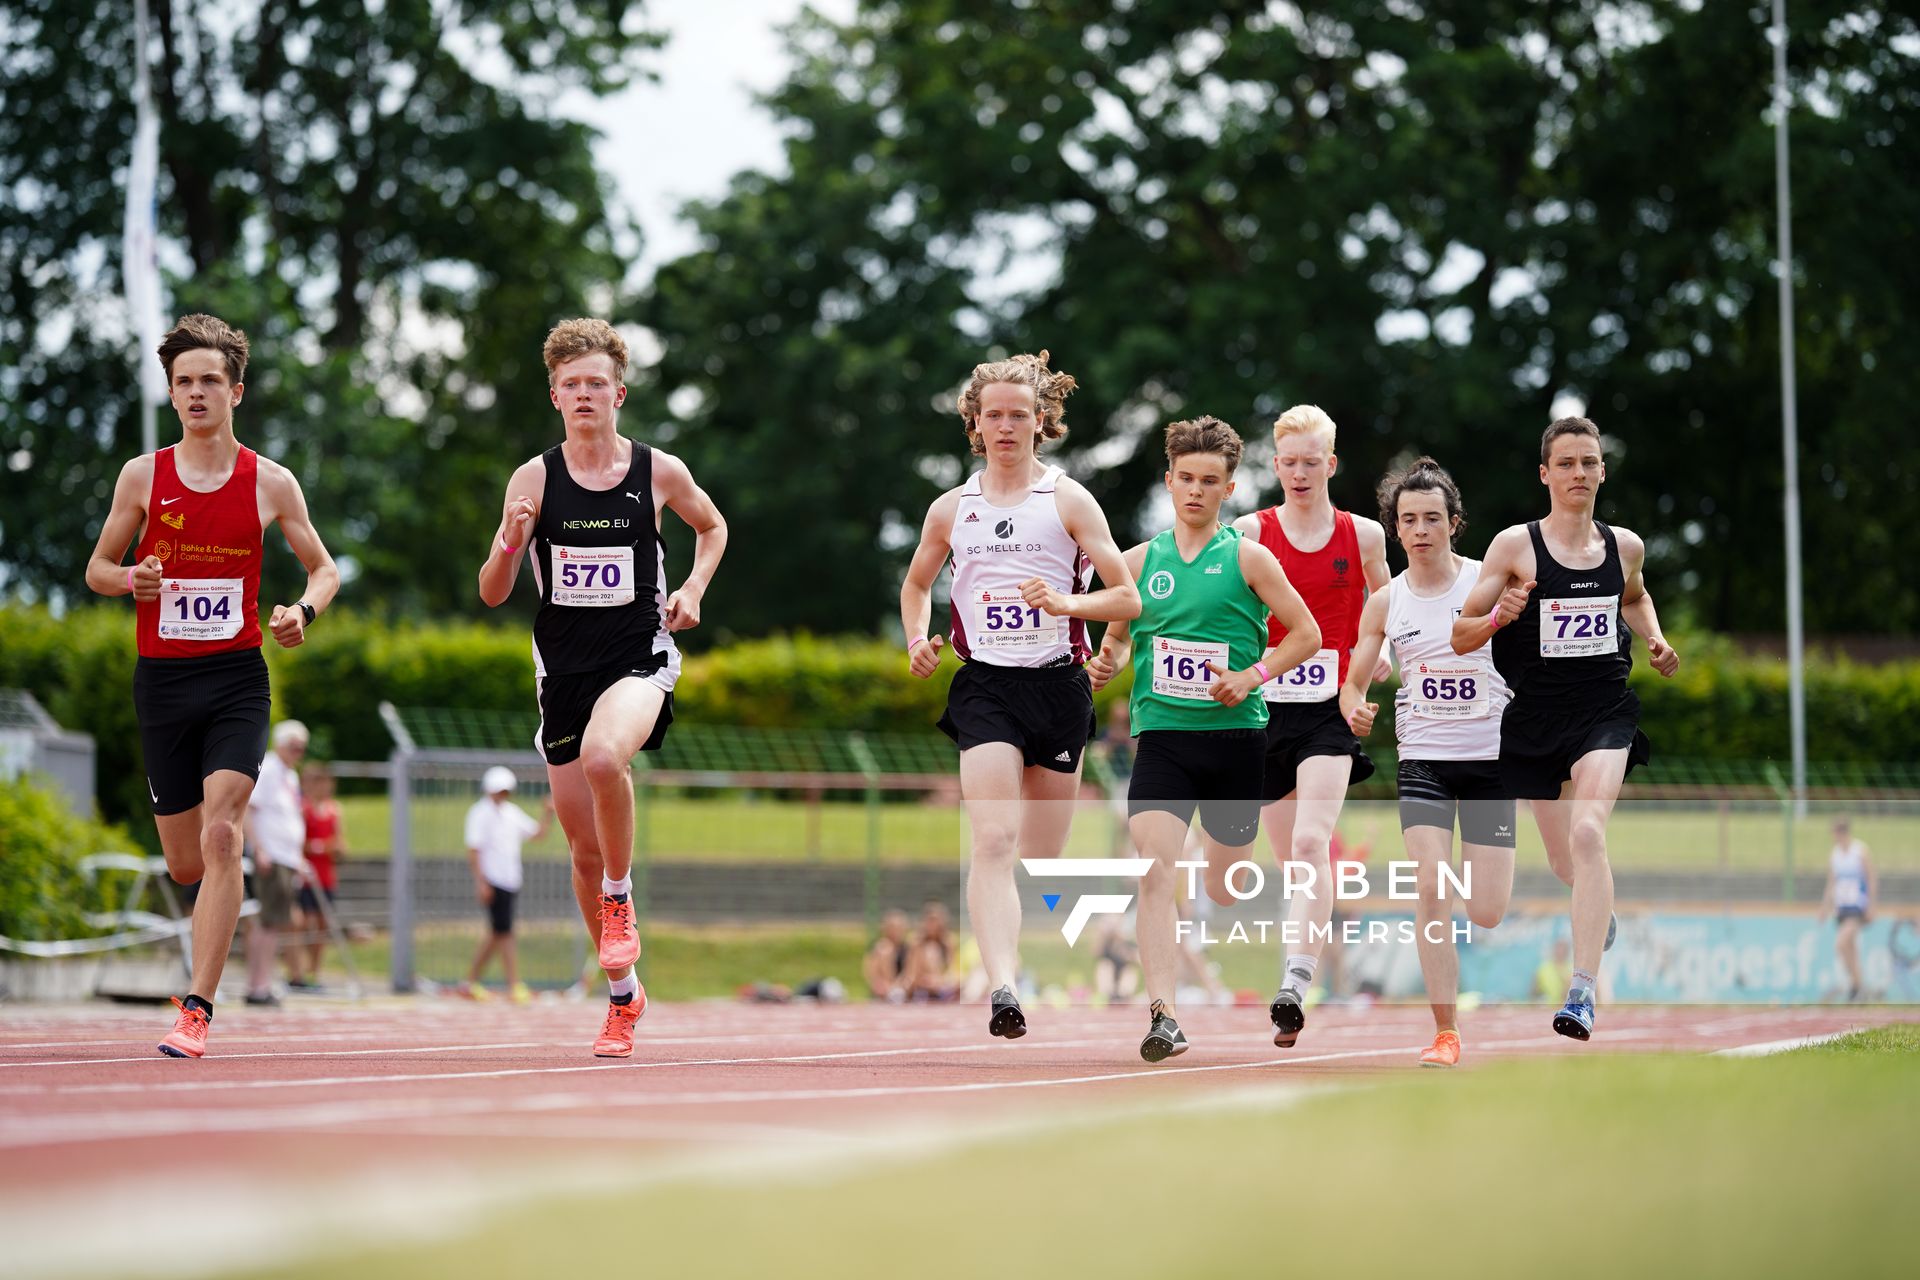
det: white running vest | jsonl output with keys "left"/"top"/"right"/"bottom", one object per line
{"left": 947, "top": 465, "right": 1093, "bottom": 668}
{"left": 1830, "top": 841, "right": 1870, "bottom": 910}
{"left": 1387, "top": 558, "right": 1510, "bottom": 761}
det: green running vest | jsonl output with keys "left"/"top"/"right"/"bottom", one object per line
{"left": 1129, "top": 525, "right": 1271, "bottom": 733}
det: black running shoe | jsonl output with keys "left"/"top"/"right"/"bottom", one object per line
{"left": 1140, "top": 1001, "right": 1189, "bottom": 1064}
{"left": 988, "top": 985, "right": 1027, "bottom": 1039}
{"left": 1269, "top": 988, "right": 1305, "bottom": 1048}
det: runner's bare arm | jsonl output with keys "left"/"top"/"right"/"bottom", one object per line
{"left": 1452, "top": 525, "right": 1532, "bottom": 655}
{"left": 1027, "top": 482, "right": 1141, "bottom": 622}
{"left": 478, "top": 458, "right": 544, "bottom": 608}
{"left": 1617, "top": 528, "right": 1679, "bottom": 677}
{"left": 1356, "top": 515, "right": 1393, "bottom": 679}
{"left": 1241, "top": 539, "right": 1322, "bottom": 678}
{"left": 85, "top": 456, "right": 160, "bottom": 600}
{"left": 1087, "top": 543, "right": 1148, "bottom": 692}
{"left": 1341, "top": 586, "right": 1389, "bottom": 736}
{"left": 656, "top": 449, "right": 728, "bottom": 632}
{"left": 260, "top": 458, "right": 340, "bottom": 649}
{"left": 900, "top": 490, "right": 960, "bottom": 677}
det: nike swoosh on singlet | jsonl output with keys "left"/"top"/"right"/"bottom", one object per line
{"left": 161, "top": 497, "right": 183, "bottom": 506}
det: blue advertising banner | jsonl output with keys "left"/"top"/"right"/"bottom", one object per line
{"left": 1341, "top": 911, "right": 1920, "bottom": 1004}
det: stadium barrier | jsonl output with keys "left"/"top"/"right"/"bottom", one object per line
{"left": 345, "top": 707, "right": 1917, "bottom": 995}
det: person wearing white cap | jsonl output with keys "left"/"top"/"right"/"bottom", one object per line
{"left": 464, "top": 766, "right": 553, "bottom": 1002}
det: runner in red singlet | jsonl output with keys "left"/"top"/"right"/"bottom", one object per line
{"left": 1228, "top": 404, "right": 1389, "bottom": 1048}
{"left": 86, "top": 314, "right": 340, "bottom": 1058}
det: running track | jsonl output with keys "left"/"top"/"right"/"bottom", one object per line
{"left": 2, "top": 999, "right": 1909, "bottom": 1276}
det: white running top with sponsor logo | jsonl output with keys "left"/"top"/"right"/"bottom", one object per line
{"left": 946, "top": 465, "right": 1092, "bottom": 668}
{"left": 1386, "top": 558, "right": 1510, "bottom": 761}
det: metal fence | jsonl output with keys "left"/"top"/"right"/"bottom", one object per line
{"left": 345, "top": 706, "right": 1919, "bottom": 995}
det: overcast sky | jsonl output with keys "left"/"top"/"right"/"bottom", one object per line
{"left": 567, "top": 0, "right": 857, "bottom": 277}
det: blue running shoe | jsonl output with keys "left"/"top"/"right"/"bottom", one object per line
{"left": 1552, "top": 987, "right": 1595, "bottom": 1040}
{"left": 1605, "top": 911, "right": 1618, "bottom": 952}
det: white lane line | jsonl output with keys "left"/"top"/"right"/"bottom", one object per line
{"left": 0, "top": 1041, "right": 552, "bottom": 1072}
{"left": 0, "top": 1025, "right": 1006, "bottom": 1065}
{"left": 18, "top": 1036, "right": 1127, "bottom": 1097}
{"left": 1712, "top": 1028, "right": 1863, "bottom": 1057}
{"left": 0, "top": 1042, "right": 1420, "bottom": 1147}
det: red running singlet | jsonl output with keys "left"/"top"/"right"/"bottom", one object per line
{"left": 1255, "top": 506, "right": 1362, "bottom": 684}
{"left": 135, "top": 445, "right": 265, "bottom": 659}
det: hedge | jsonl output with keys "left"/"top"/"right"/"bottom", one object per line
{"left": 2, "top": 604, "right": 1915, "bottom": 830}
{"left": 0, "top": 775, "right": 128, "bottom": 943}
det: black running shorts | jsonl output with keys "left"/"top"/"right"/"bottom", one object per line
{"left": 536, "top": 656, "right": 674, "bottom": 766}
{"left": 1261, "top": 697, "right": 1375, "bottom": 802}
{"left": 1498, "top": 686, "right": 1649, "bottom": 800}
{"left": 486, "top": 885, "right": 518, "bottom": 936}
{"left": 1396, "top": 758, "right": 1518, "bottom": 848}
{"left": 1127, "top": 728, "right": 1266, "bottom": 848}
{"left": 937, "top": 660, "right": 1096, "bottom": 773}
{"left": 133, "top": 648, "right": 272, "bottom": 816}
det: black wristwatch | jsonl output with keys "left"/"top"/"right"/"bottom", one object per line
{"left": 297, "top": 601, "right": 316, "bottom": 627}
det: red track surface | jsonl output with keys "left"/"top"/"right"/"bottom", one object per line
{"left": 1, "top": 997, "right": 1904, "bottom": 1186}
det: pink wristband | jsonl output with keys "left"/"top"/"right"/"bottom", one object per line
{"left": 1253, "top": 661, "right": 1272, "bottom": 683}
{"left": 907, "top": 636, "right": 927, "bottom": 652}
{"left": 499, "top": 536, "right": 519, "bottom": 554}
{"left": 127, "top": 565, "right": 136, "bottom": 593}
{"left": 1491, "top": 611, "right": 1506, "bottom": 630}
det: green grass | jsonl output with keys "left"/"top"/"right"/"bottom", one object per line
{"left": 1799, "top": 1023, "right": 1920, "bottom": 1056}
{"left": 337, "top": 921, "right": 871, "bottom": 998}
{"left": 334, "top": 791, "right": 1918, "bottom": 871}
{"left": 256, "top": 1026, "right": 1917, "bottom": 1279}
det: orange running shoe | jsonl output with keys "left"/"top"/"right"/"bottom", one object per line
{"left": 593, "top": 988, "right": 647, "bottom": 1058}
{"left": 157, "top": 997, "right": 211, "bottom": 1059}
{"left": 597, "top": 894, "right": 640, "bottom": 970}
{"left": 1419, "top": 1029, "right": 1462, "bottom": 1068}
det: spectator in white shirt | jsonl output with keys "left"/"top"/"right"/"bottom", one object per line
{"left": 244, "top": 719, "right": 309, "bottom": 1004}
{"left": 464, "top": 766, "right": 552, "bottom": 1002}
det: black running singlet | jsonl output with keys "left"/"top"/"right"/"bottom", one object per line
{"left": 1491, "top": 520, "right": 1633, "bottom": 701}
{"left": 528, "top": 440, "right": 667, "bottom": 677}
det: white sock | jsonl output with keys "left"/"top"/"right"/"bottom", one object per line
{"left": 602, "top": 873, "right": 632, "bottom": 899}
{"left": 1281, "top": 954, "right": 1318, "bottom": 996}
{"left": 608, "top": 973, "right": 639, "bottom": 1001}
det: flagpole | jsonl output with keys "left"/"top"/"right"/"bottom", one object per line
{"left": 129, "top": 0, "right": 162, "bottom": 455}
{"left": 1771, "top": 0, "right": 1807, "bottom": 820}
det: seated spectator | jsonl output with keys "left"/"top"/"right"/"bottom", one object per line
{"left": 1093, "top": 911, "right": 1139, "bottom": 1004}
{"left": 863, "top": 910, "right": 912, "bottom": 1002}
{"left": 905, "top": 900, "right": 959, "bottom": 1001}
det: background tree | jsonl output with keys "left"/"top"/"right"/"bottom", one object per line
{"left": 0, "top": 0, "right": 658, "bottom": 616}
{"left": 647, "top": 0, "right": 1918, "bottom": 637}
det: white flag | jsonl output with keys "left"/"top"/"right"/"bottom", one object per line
{"left": 123, "top": 28, "right": 166, "bottom": 406}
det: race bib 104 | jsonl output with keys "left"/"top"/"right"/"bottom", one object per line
{"left": 1405, "top": 659, "right": 1490, "bottom": 720}
{"left": 158, "top": 577, "right": 243, "bottom": 642}
{"left": 968, "top": 589, "right": 1062, "bottom": 653}
{"left": 550, "top": 545, "right": 636, "bottom": 607}
{"left": 1539, "top": 595, "right": 1618, "bottom": 658}
{"left": 1262, "top": 648, "right": 1338, "bottom": 703}
{"left": 1151, "top": 637, "right": 1231, "bottom": 701}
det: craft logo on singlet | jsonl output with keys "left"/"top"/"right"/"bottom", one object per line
{"left": 1146, "top": 570, "right": 1175, "bottom": 600}
{"left": 995, "top": 518, "right": 1014, "bottom": 539}
{"left": 160, "top": 511, "right": 185, "bottom": 531}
